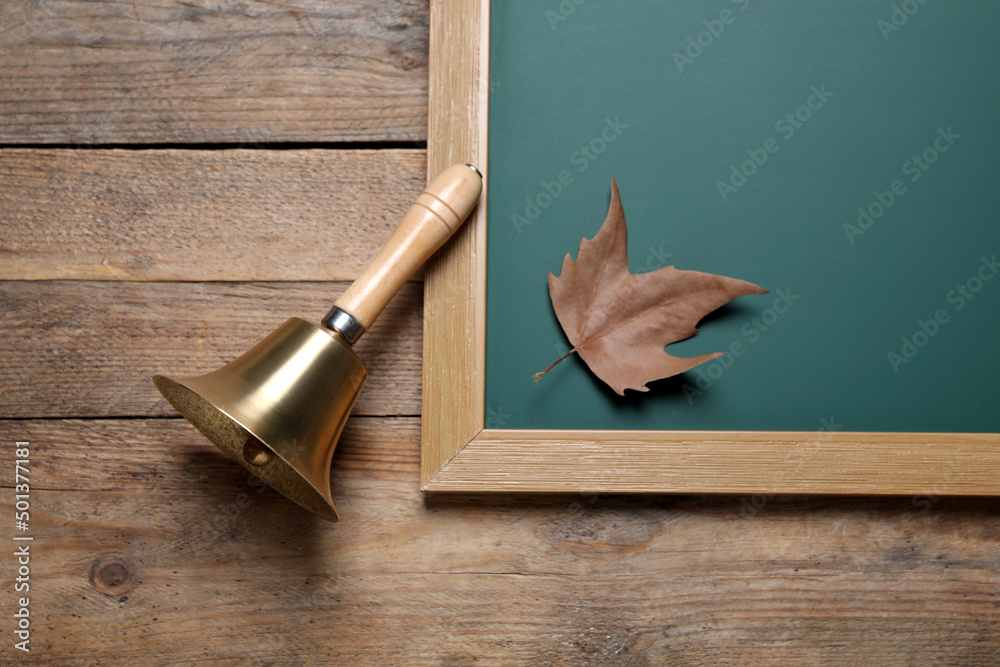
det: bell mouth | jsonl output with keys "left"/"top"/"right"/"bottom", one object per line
{"left": 154, "top": 374, "right": 340, "bottom": 522}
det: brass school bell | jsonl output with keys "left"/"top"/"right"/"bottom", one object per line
{"left": 154, "top": 164, "right": 483, "bottom": 521}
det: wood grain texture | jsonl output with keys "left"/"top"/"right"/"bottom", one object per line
{"left": 3, "top": 0, "right": 1000, "bottom": 662}
{"left": 3, "top": 418, "right": 1000, "bottom": 664}
{"left": 421, "top": 0, "right": 486, "bottom": 486}
{"left": 0, "top": 0, "right": 428, "bottom": 144}
{"left": 0, "top": 148, "right": 426, "bottom": 281}
{"left": 0, "top": 280, "right": 422, "bottom": 418}
{"left": 426, "top": 429, "right": 1000, "bottom": 496}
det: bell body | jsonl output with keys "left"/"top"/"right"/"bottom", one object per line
{"left": 154, "top": 317, "right": 366, "bottom": 521}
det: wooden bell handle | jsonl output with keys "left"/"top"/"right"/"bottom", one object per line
{"left": 332, "top": 164, "right": 482, "bottom": 333}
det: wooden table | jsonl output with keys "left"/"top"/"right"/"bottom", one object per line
{"left": 2, "top": 2, "right": 998, "bottom": 663}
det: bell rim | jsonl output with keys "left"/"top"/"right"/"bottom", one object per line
{"left": 153, "top": 373, "right": 340, "bottom": 522}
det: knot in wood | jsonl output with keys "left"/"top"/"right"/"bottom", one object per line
{"left": 89, "top": 556, "right": 139, "bottom": 598}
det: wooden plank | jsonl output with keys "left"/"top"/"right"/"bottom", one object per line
{"left": 0, "top": 281, "right": 422, "bottom": 418}
{"left": 0, "top": 1, "right": 427, "bottom": 144}
{"left": 2, "top": 418, "right": 1000, "bottom": 663}
{"left": 421, "top": 0, "right": 486, "bottom": 486}
{"left": 427, "top": 429, "right": 1000, "bottom": 496}
{"left": 1, "top": 417, "right": 419, "bottom": 493}
{"left": 0, "top": 148, "right": 426, "bottom": 281}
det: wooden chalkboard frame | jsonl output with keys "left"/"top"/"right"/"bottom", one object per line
{"left": 420, "top": 0, "right": 1000, "bottom": 495}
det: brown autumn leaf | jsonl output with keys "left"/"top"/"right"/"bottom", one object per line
{"left": 535, "top": 179, "right": 768, "bottom": 396}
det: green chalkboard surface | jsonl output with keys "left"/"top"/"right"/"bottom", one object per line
{"left": 485, "top": 0, "right": 1000, "bottom": 433}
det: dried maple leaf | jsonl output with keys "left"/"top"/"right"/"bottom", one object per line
{"left": 535, "top": 179, "right": 768, "bottom": 395}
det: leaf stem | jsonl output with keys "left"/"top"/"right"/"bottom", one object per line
{"left": 533, "top": 347, "right": 578, "bottom": 384}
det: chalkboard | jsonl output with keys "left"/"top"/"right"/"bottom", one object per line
{"left": 484, "top": 0, "right": 1000, "bottom": 434}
